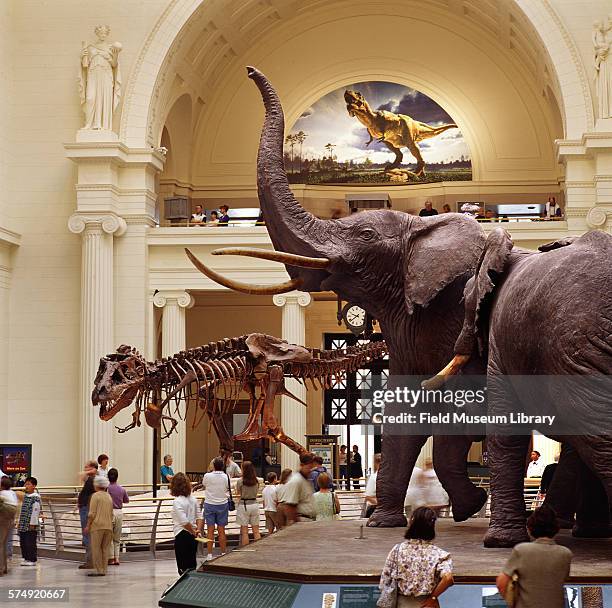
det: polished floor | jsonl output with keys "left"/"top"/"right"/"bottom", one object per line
{"left": 1, "top": 555, "right": 180, "bottom": 607}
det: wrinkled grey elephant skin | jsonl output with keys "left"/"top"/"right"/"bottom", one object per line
{"left": 239, "top": 66, "right": 489, "bottom": 527}
{"left": 454, "top": 228, "right": 612, "bottom": 547}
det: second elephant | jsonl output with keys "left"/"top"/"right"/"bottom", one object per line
{"left": 445, "top": 227, "right": 612, "bottom": 547}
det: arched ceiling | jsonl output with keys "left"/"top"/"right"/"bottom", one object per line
{"left": 155, "top": 0, "right": 565, "bottom": 189}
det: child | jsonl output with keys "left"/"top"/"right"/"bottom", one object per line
{"left": 262, "top": 472, "right": 279, "bottom": 535}
{"left": 97, "top": 454, "right": 109, "bottom": 478}
{"left": 17, "top": 476, "right": 40, "bottom": 566}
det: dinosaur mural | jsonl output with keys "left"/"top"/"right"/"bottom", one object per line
{"left": 344, "top": 88, "right": 458, "bottom": 177}
{"left": 91, "top": 333, "right": 386, "bottom": 455}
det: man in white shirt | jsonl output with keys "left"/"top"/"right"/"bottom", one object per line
{"left": 527, "top": 450, "right": 545, "bottom": 478}
{"left": 284, "top": 453, "right": 316, "bottom": 524}
{"left": 364, "top": 453, "right": 382, "bottom": 519}
{"left": 201, "top": 457, "right": 230, "bottom": 560}
{"left": 190, "top": 204, "right": 205, "bottom": 226}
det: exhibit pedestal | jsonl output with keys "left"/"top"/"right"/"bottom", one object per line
{"left": 159, "top": 519, "right": 612, "bottom": 608}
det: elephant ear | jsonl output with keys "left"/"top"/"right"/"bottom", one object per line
{"left": 454, "top": 227, "right": 514, "bottom": 356}
{"left": 403, "top": 214, "right": 485, "bottom": 314}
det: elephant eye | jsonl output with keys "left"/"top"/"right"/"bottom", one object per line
{"left": 359, "top": 229, "right": 376, "bottom": 241}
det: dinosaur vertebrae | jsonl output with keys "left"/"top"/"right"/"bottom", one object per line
{"left": 283, "top": 341, "right": 388, "bottom": 389}
{"left": 93, "top": 335, "right": 387, "bottom": 445}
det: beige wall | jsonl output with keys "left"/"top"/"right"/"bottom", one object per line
{"left": 184, "top": 294, "right": 281, "bottom": 472}
{"left": 2, "top": 0, "right": 167, "bottom": 484}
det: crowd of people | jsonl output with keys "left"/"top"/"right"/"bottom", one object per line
{"left": 76, "top": 456, "right": 129, "bottom": 576}
{"left": 189, "top": 204, "right": 232, "bottom": 226}
{"left": 0, "top": 452, "right": 130, "bottom": 578}
{"left": 0, "top": 446, "right": 577, "bottom": 606}
{"left": 417, "top": 196, "right": 564, "bottom": 221}
{"left": 188, "top": 204, "right": 265, "bottom": 227}
{"left": 165, "top": 449, "right": 348, "bottom": 574}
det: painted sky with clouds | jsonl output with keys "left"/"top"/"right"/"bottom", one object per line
{"left": 288, "top": 81, "right": 470, "bottom": 165}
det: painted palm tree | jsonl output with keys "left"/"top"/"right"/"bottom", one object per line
{"left": 325, "top": 142, "right": 336, "bottom": 167}
{"left": 284, "top": 134, "right": 296, "bottom": 172}
{"left": 295, "top": 130, "right": 307, "bottom": 171}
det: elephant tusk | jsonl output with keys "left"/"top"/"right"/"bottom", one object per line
{"left": 421, "top": 355, "right": 471, "bottom": 390}
{"left": 185, "top": 248, "right": 304, "bottom": 295}
{"left": 211, "top": 247, "right": 330, "bottom": 269}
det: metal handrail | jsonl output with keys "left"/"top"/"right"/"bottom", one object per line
{"left": 11, "top": 478, "right": 544, "bottom": 560}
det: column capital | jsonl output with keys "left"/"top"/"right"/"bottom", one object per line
{"left": 272, "top": 290, "right": 312, "bottom": 308}
{"left": 68, "top": 213, "right": 128, "bottom": 236}
{"left": 153, "top": 290, "right": 195, "bottom": 309}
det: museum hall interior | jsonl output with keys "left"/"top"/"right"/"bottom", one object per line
{"left": 0, "top": 0, "right": 610, "bottom": 607}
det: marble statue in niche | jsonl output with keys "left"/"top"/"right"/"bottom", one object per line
{"left": 593, "top": 17, "right": 611, "bottom": 119}
{"left": 78, "top": 25, "right": 122, "bottom": 130}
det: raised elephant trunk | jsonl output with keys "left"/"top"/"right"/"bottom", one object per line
{"left": 247, "top": 66, "right": 328, "bottom": 262}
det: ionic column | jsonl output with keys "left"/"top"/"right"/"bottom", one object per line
{"left": 153, "top": 290, "right": 194, "bottom": 473}
{"left": 273, "top": 291, "right": 312, "bottom": 470}
{"left": 69, "top": 213, "right": 127, "bottom": 466}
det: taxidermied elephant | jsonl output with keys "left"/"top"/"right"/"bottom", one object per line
{"left": 185, "top": 67, "right": 490, "bottom": 526}
{"left": 437, "top": 227, "right": 612, "bottom": 546}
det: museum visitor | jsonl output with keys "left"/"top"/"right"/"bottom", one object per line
{"left": 274, "top": 468, "right": 293, "bottom": 529}
{"left": 84, "top": 476, "right": 114, "bottom": 577}
{"left": 262, "top": 472, "right": 279, "bottom": 534}
{"left": 201, "top": 457, "right": 230, "bottom": 561}
{"left": 106, "top": 468, "right": 129, "bottom": 566}
{"left": 312, "top": 473, "right": 340, "bottom": 521}
{"left": 283, "top": 453, "right": 316, "bottom": 524}
{"left": 170, "top": 473, "right": 202, "bottom": 575}
{"left": 496, "top": 505, "right": 572, "bottom": 608}
{"left": 379, "top": 506, "right": 454, "bottom": 607}
{"left": 235, "top": 461, "right": 261, "bottom": 546}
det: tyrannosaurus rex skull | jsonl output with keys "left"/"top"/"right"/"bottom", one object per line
{"left": 91, "top": 345, "right": 146, "bottom": 421}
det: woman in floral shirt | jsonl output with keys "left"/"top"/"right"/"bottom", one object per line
{"left": 379, "top": 507, "right": 454, "bottom": 607}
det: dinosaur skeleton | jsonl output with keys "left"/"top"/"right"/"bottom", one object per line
{"left": 92, "top": 333, "right": 387, "bottom": 455}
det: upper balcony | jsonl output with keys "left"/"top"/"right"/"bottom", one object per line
{"left": 147, "top": 219, "right": 569, "bottom": 293}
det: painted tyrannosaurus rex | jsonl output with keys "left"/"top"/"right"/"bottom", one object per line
{"left": 344, "top": 89, "right": 457, "bottom": 177}
{"left": 91, "top": 333, "right": 386, "bottom": 455}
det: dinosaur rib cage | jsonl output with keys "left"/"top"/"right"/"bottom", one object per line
{"left": 149, "top": 336, "right": 387, "bottom": 432}
{"left": 102, "top": 335, "right": 387, "bottom": 439}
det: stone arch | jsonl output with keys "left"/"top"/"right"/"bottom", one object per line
{"left": 120, "top": 0, "right": 592, "bottom": 149}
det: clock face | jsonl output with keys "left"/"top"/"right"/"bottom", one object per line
{"left": 345, "top": 305, "right": 366, "bottom": 328}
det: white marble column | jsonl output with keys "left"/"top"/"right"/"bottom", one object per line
{"left": 153, "top": 290, "right": 194, "bottom": 474}
{"left": 273, "top": 291, "right": 312, "bottom": 470}
{"left": 0, "top": 247, "right": 12, "bottom": 441}
{"left": 69, "top": 213, "right": 126, "bottom": 466}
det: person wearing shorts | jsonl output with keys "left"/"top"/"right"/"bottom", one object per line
{"left": 201, "top": 457, "right": 230, "bottom": 561}
{"left": 235, "top": 461, "right": 261, "bottom": 546}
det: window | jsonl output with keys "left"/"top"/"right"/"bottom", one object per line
{"left": 323, "top": 332, "right": 387, "bottom": 427}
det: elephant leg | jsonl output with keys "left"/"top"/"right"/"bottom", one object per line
{"left": 367, "top": 434, "right": 428, "bottom": 527}
{"left": 543, "top": 443, "right": 578, "bottom": 527}
{"left": 569, "top": 437, "right": 612, "bottom": 538}
{"left": 433, "top": 436, "right": 487, "bottom": 522}
{"left": 574, "top": 460, "right": 612, "bottom": 538}
{"left": 483, "top": 434, "right": 531, "bottom": 547}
